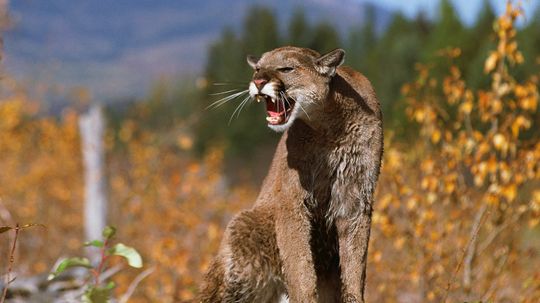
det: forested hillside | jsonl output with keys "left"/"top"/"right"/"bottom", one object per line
{"left": 122, "top": 0, "right": 540, "bottom": 166}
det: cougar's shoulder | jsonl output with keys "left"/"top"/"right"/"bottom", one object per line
{"left": 335, "top": 66, "right": 382, "bottom": 119}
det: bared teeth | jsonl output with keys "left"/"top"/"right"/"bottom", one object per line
{"left": 259, "top": 93, "right": 295, "bottom": 125}
{"left": 256, "top": 95, "right": 275, "bottom": 103}
{"left": 266, "top": 116, "right": 283, "bottom": 124}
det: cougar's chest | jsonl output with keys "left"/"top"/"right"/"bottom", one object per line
{"left": 285, "top": 126, "right": 355, "bottom": 213}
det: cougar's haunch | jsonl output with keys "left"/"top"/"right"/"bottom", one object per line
{"left": 198, "top": 46, "right": 383, "bottom": 303}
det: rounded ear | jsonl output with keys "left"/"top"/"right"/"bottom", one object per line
{"left": 247, "top": 55, "right": 260, "bottom": 69}
{"left": 315, "top": 49, "right": 345, "bottom": 77}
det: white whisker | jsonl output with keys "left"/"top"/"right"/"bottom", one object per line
{"left": 228, "top": 95, "right": 252, "bottom": 125}
{"left": 281, "top": 92, "right": 292, "bottom": 107}
{"left": 236, "top": 96, "right": 252, "bottom": 118}
{"left": 280, "top": 92, "right": 289, "bottom": 120}
{"left": 206, "top": 90, "right": 249, "bottom": 110}
{"left": 209, "top": 89, "right": 241, "bottom": 96}
{"left": 212, "top": 82, "right": 246, "bottom": 86}
{"left": 297, "top": 101, "right": 311, "bottom": 120}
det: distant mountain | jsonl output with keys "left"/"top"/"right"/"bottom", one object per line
{"left": 4, "top": 0, "right": 392, "bottom": 101}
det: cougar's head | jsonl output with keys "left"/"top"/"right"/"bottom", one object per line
{"left": 247, "top": 47, "right": 345, "bottom": 132}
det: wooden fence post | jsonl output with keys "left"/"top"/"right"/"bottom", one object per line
{"left": 79, "top": 104, "right": 107, "bottom": 262}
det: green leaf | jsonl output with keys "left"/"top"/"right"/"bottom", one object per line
{"left": 109, "top": 243, "right": 143, "bottom": 268}
{"left": 83, "top": 286, "right": 111, "bottom": 303}
{"left": 84, "top": 240, "right": 104, "bottom": 248}
{"left": 102, "top": 226, "right": 116, "bottom": 240}
{"left": 48, "top": 257, "right": 93, "bottom": 280}
{"left": 104, "top": 281, "right": 116, "bottom": 290}
{"left": 0, "top": 226, "right": 12, "bottom": 234}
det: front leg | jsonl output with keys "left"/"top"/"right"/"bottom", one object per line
{"left": 275, "top": 203, "right": 318, "bottom": 303}
{"left": 336, "top": 211, "right": 372, "bottom": 303}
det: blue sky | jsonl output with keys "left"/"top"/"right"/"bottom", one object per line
{"left": 368, "top": 0, "right": 537, "bottom": 25}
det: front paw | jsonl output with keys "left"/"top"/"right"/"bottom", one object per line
{"left": 343, "top": 293, "right": 363, "bottom": 303}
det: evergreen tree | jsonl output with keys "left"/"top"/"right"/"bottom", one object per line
{"left": 242, "top": 6, "right": 281, "bottom": 56}
{"left": 195, "top": 8, "right": 281, "bottom": 159}
{"left": 365, "top": 13, "right": 424, "bottom": 130}
{"left": 472, "top": 0, "right": 496, "bottom": 38}
{"left": 347, "top": 4, "right": 378, "bottom": 70}
{"left": 205, "top": 28, "right": 244, "bottom": 83}
{"left": 516, "top": 6, "right": 540, "bottom": 80}
{"left": 424, "top": 0, "right": 465, "bottom": 60}
{"left": 191, "top": 1, "right": 540, "bottom": 159}
{"left": 287, "top": 8, "right": 312, "bottom": 47}
{"left": 464, "top": 0, "right": 496, "bottom": 89}
{"left": 309, "top": 21, "right": 341, "bottom": 53}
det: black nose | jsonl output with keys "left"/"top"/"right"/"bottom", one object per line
{"left": 253, "top": 78, "right": 268, "bottom": 90}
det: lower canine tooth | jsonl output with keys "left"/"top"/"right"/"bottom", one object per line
{"left": 266, "top": 116, "right": 281, "bottom": 123}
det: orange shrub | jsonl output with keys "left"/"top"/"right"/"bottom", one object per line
{"left": 368, "top": 3, "right": 540, "bottom": 302}
{"left": 0, "top": 80, "right": 83, "bottom": 274}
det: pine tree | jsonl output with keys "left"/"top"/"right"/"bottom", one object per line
{"left": 242, "top": 6, "right": 281, "bottom": 56}
{"left": 517, "top": 5, "right": 540, "bottom": 80}
{"left": 347, "top": 4, "right": 378, "bottom": 70}
{"left": 464, "top": 0, "right": 497, "bottom": 89}
{"left": 195, "top": 8, "right": 281, "bottom": 159}
{"left": 309, "top": 21, "right": 341, "bottom": 53}
{"left": 205, "top": 28, "right": 244, "bottom": 84}
{"left": 424, "top": 0, "right": 465, "bottom": 60}
{"left": 366, "top": 13, "right": 424, "bottom": 130}
{"left": 287, "top": 8, "right": 312, "bottom": 47}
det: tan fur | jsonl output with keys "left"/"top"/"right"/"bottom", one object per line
{"left": 198, "top": 47, "right": 383, "bottom": 303}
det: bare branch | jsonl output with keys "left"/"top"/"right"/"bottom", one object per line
{"left": 118, "top": 266, "right": 155, "bottom": 303}
{"left": 463, "top": 204, "right": 488, "bottom": 293}
{"left": 442, "top": 205, "right": 489, "bottom": 303}
{"left": 1, "top": 224, "right": 20, "bottom": 303}
{"left": 477, "top": 213, "right": 520, "bottom": 255}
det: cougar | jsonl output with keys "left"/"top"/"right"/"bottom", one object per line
{"left": 199, "top": 46, "right": 383, "bottom": 303}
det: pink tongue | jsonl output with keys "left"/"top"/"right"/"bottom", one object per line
{"left": 266, "top": 98, "right": 285, "bottom": 117}
{"left": 267, "top": 111, "right": 283, "bottom": 117}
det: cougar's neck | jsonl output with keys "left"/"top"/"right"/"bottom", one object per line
{"left": 294, "top": 93, "right": 356, "bottom": 142}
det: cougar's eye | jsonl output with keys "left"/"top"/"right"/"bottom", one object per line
{"left": 277, "top": 67, "right": 294, "bottom": 73}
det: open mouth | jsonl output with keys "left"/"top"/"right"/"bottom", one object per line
{"left": 255, "top": 93, "right": 296, "bottom": 125}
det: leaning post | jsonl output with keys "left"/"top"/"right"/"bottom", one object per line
{"left": 79, "top": 104, "right": 107, "bottom": 263}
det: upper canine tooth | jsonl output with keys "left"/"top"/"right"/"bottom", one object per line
{"left": 271, "top": 98, "right": 276, "bottom": 104}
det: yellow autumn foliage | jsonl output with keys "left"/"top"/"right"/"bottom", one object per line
{"left": 369, "top": 3, "right": 540, "bottom": 302}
